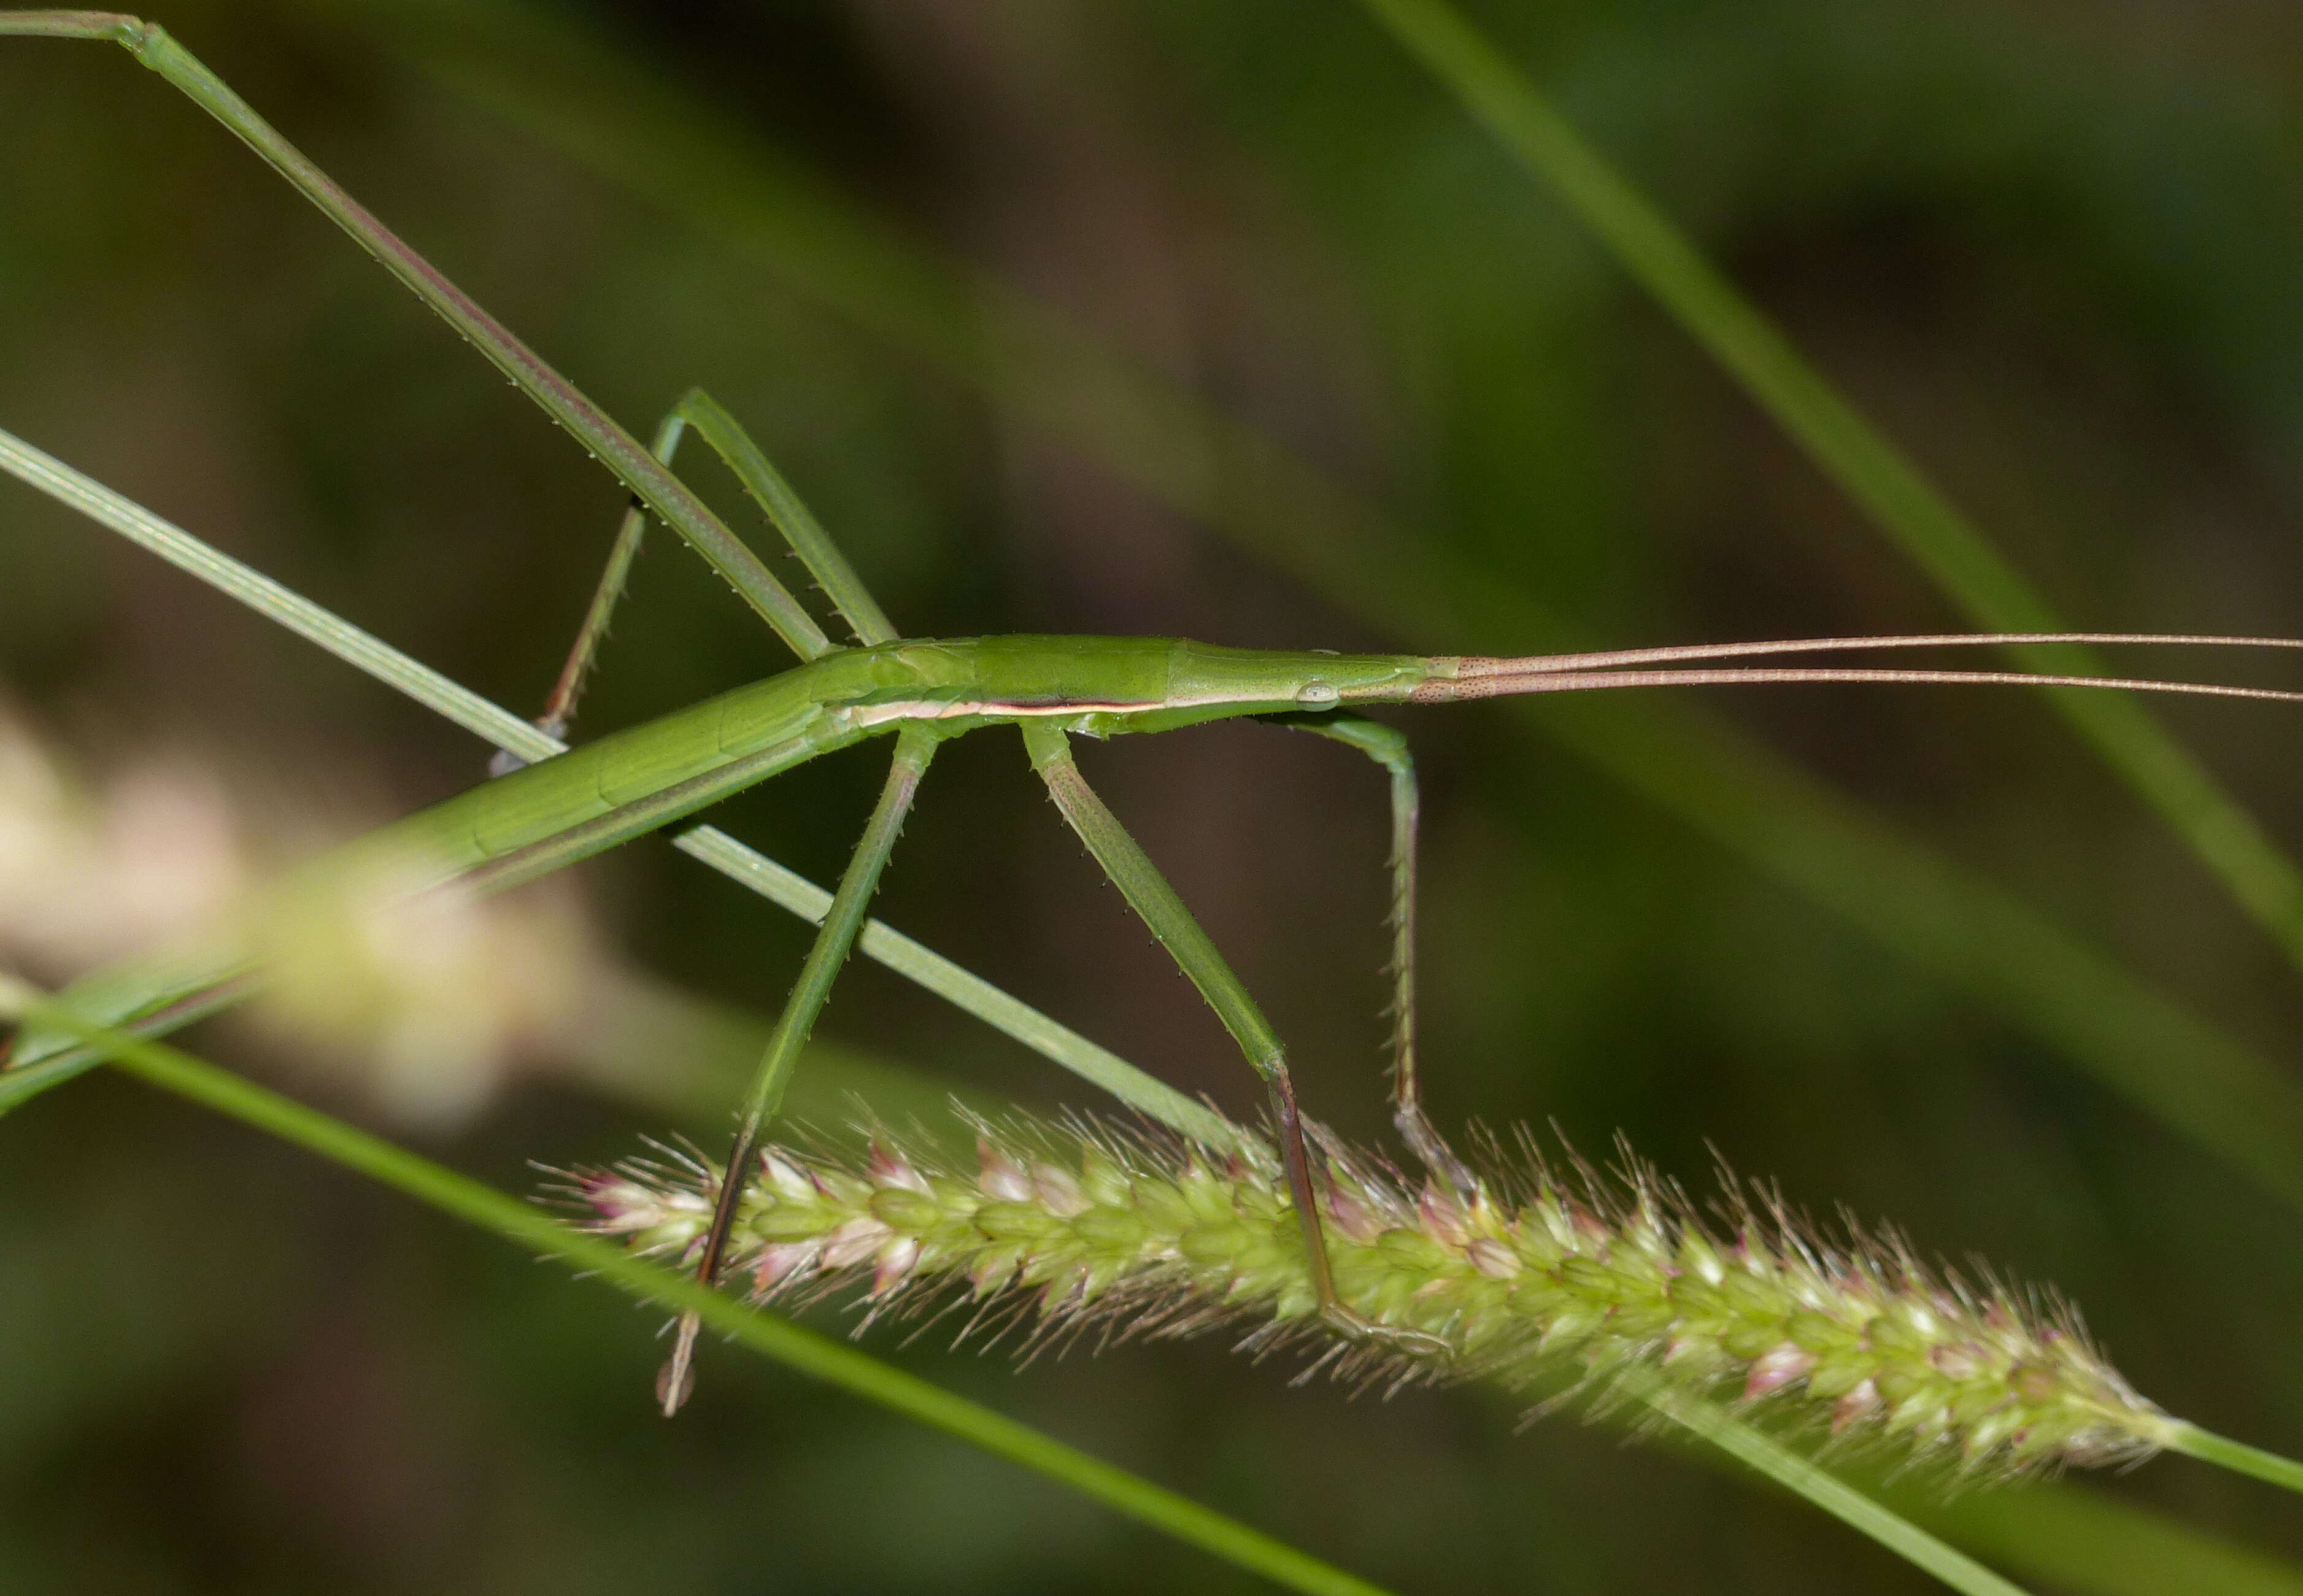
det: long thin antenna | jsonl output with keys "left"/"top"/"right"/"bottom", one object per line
{"left": 1456, "top": 631, "right": 2303, "bottom": 676}
{"left": 1413, "top": 663, "right": 2303, "bottom": 706}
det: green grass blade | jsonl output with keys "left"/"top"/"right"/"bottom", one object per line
{"left": 331, "top": 0, "right": 2303, "bottom": 1219}
{"left": 0, "top": 985, "right": 1384, "bottom": 1596}
{"left": 1633, "top": 1378, "right": 2029, "bottom": 1596}
{"left": 2166, "top": 1425, "right": 2303, "bottom": 1498}
{"left": 0, "top": 424, "right": 1239, "bottom": 1149}
{"left": 0, "top": 422, "right": 554, "bottom": 760}
{"left": 1899, "top": 1478, "right": 2303, "bottom": 1596}
{"left": 1348, "top": 0, "right": 2303, "bottom": 968}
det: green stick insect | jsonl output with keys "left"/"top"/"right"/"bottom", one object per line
{"left": 11, "top": 11, "right": 2303, "bottom": 1440}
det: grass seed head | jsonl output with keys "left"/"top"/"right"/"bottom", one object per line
{"left": 570, "top": 1116, "right": 2175, "bottom": 1477}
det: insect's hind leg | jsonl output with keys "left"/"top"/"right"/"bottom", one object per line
{"left": 1266, "top": 714, "right": 1475, "bottom": 1195}
{"left": 1020, "top": 722, "right": 1446, "bottom": 1357}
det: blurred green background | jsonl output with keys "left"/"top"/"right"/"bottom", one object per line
{"left": 7, "top": 0, "right": 2303, "bottom": 1589}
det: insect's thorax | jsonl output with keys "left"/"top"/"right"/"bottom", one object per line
{"left": 829, "top": 636, "right": 1430, "bottom": 738}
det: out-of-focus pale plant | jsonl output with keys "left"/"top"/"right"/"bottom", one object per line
{"left": 244, "top": 849, "right": 597, "bottom": 1128}
{"left": 0, "top": 704, "right": 596, "bottom": 1128}
{"left": 0, "top": 709, "right": 248, "bottom": 971}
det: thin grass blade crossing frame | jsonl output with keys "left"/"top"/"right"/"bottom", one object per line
{"left": 6, "top": 10, "right": 2303, "bottom": 1592}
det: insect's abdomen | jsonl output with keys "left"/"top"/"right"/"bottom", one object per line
{"left": 411, "top": 658, "right": 878, "bottom": 866}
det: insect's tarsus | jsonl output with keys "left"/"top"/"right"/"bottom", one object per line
{"left": 1268, "top": 712, "right": 1475, "bottom": 1195}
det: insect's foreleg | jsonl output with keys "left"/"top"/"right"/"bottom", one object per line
{"left": 666, "top": 390, "right": 898, "bottom": 647}
{"left": 1265, "top": 714, "right": 1474, "bottom": 1195}
{"left": 660, "top": 723, "right": 941, "bottom": 1414}
{"left": 1019, "top": 721, "right": 1444, "bottom": 1356}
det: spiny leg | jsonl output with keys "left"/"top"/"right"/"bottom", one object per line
{"left": 492, "top": 388, "right": 902, "bottom": 776}
{"left": 1267, "top": 713, "right": 1474, "bottom": 1195}
{"left": 1019, "top": 721, "right": 1444, "bottom": 1355}
{"left": 484, "top": 420, "right": 677, "bottom": 780}
{"left": 660, "top": 723, "right": 941, "bottom": 1413}
{"left": 668, "top": 389, "right": 897, "bottom": 647}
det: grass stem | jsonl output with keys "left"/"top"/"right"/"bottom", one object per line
{"left": 2166, "top": 1424, "right": 2303, "bottom": 1498}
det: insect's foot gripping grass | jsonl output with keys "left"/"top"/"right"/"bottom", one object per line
{"left": 655, "top": 1117, "right": 775, "bottom": 1416}
{"left": 1392, "top": 1100, "right": 1479, "bottom": 1200}
{"left": 1314, "top": 1301, "right": 1452, "bottom": 1360}
{"left": 644, "top": 1120, "right": 760, "bottom": 1419}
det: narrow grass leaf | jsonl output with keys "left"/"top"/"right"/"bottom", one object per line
{"left": 1896, "top": 1475, "right": 2303, "bottom": 1596}
{"left": 2167, "top": 1425, "right": 2303, "bottom": 1499}
{"left": 0, "top": 424, "right": 550, "bottom": 758}
{"left": 1638, "top": 1381, "right": 2029, "bottom": 1596}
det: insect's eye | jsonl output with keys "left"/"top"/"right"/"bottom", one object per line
{"left": 1294, "top": 680, "right": 1340, "bottom": 708}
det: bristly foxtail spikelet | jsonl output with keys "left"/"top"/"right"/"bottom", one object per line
{"left": 566, "top": 1116, "right": 2177, "bottom": 1476}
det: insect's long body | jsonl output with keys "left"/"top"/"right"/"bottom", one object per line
{"left": 426, "top": 638, "right": 1425, "bottom": 866}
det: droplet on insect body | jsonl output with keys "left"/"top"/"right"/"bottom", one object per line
{"left": 1294, "top": 680, "right": 1340, "bottom": 708}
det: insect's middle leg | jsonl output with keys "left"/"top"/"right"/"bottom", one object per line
{"left": 1020, "top": 722, "right": 1444, "bottom": 1355}
{"left": 1266, "top": 714, "right": 1474, "bottom": 1194}
{"left": 659, "top": 722, "right": 942, "bottom": 1413}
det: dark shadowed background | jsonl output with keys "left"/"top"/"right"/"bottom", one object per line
{"left": 6, "top": 1, "right": 2303, "bottom": 1590}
